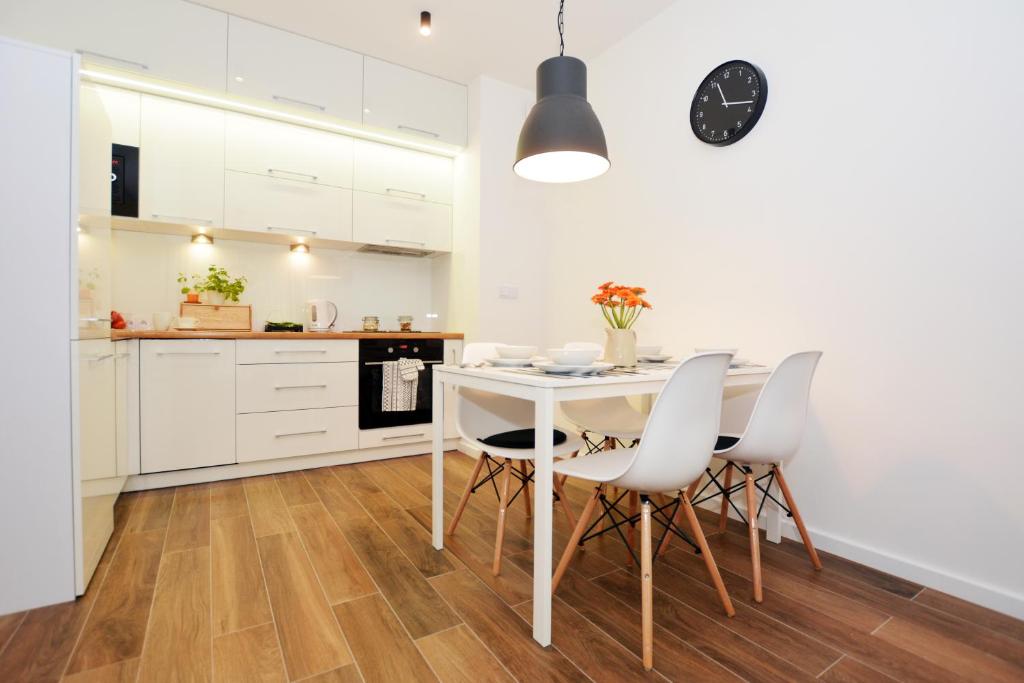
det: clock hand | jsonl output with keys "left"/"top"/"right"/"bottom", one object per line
{"left": 716, "top": 83, "right": 728, "bottom": 107}
{"left": 723, "top": 100, "right": 754, "bottom": 105}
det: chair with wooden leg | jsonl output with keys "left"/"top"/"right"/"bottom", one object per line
{"left": 679, "top": 351, "right": 824, "bottom": 603}
{"left": 551, "top": 352, "right": 737, "bottom": 672}
{"left": 446, "top": 343, "right": 583, "bottom": 576}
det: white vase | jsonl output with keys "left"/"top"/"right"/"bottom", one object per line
{"left": 605, "top": 328, "right": 637, "bottom": 367}
{"left": 204, "top": 291, "right": 227, "bottom": 305}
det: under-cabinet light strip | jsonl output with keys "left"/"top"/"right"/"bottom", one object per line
{"left": 79, "top": 68, "right": 460, "bottom": 157}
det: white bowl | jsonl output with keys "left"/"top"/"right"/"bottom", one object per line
{"left": 636, "top": 345, "right": 662, "bottom": 356}
{"left": 496, "top": 345, "right": 538, "bottom": 359}
{"left": 547, "top": 347, "right": 602, "bottom": 365}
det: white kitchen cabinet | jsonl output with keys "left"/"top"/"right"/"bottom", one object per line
{"left": 0, "top": 0, "right": 227, "bottom": 91}
{"left": 91, "top": 85, "right": 141, "bottom": 147}
{"left": 227, "top": 16, "right": 363, "bottom": 121}
{"left": 442, "top": 340, "right": 463, "bottom": 439}
{"left": 224, "top": 170, "right": 352, "bottom": 241}
{"left": 140, "top": 340, "right": 235, "bottom": 473}
{"left": 237, "top": 407, "right": 358, "bottom": 463}
{"left": 353, "top": 140, "right": 453, "bottom": 205}
{"left": 236, "top": 339, "right": 358, "bottom": 364}
{"left": 352, "top": 191, "right": 452, "bottom": 252}
{"left": 78, "top": 339, "right": 117, "bottom": 481}
{"left": 79, "top": 85, "right": 112, "bottom": 217}
{"left": 236, "top": 363, "right": 358, "bottom": 414}
{"left": 363, "top": 57, "right": 468, "bottom": 146}
{"left": 225, "top": 113, "right": 354, "bottom": 189}
{"left": 115, "top": 339, "right": 140, "bottom": 477}
{"left": 358, "top": 424, "right": 433, "bottom": 450}
{"left": 139, "top": 96, "right": 225, "bottom": 228}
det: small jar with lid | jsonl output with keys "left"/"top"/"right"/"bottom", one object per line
{"left": 397, "top": 315, "right": 414, "bottom": 332}
{"left": 361, "top": 315, "right": 380, "bottom": 332}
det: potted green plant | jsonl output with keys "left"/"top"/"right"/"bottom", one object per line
{"left": 198, "top": 265, "right": 247, "bottom": 305}
{"left": 177, "top": 272, "right": 204, "bottom": 304}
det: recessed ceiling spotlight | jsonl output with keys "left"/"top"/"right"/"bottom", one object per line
{"left": 234, "top": 75, "right": 244, "bottom": 82}
{"left": 420, "top": 11, "right": 432, "bottom": 37}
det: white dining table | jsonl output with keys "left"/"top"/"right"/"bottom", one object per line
{"left": 431, "top": 362, "right": 773, "bottom": 647}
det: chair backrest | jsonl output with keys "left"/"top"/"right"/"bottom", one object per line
{"left": 456, "top": 342, "right": 536, "bottom": 442}
{"left": 559, "top": 341, "right": 629, "bottom": 427}
{"left": 620, "top": 352, "right": 733, "bottom": 492}
{"left": 729, "top": 351, "right": 822, "bottom": 465}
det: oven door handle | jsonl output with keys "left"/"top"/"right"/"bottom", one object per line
{"left": 362, "top": 360, "right": 442, "bottom": 366}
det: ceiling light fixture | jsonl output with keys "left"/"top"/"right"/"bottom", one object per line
{"left": 191, "top": 233, "right": 213, "bottom": 245}
{"left": 514, "top": 0, "right": 609, "bottom": 183}
{"left": 420, "top": 11, "right": 432, "bottom": 37}
{"left": 290, "top": 242, "right": 310, "bottom": 254}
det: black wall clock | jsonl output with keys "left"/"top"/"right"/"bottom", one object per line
{"left": 690, "top": 60, "right": 767, "bottom": 146}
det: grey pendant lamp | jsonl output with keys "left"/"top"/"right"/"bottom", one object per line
{"left": 514, "top": 0, "right": 609, "bottom": 183}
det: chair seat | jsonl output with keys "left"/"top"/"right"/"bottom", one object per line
{"left": 480, "top": 428, "right": 568, "bottom": 449}
{"left": 466, "top": 431, "right": 584, "bottom": 461}
{"left": 563, "top": 398, "right": 648, "bottom": 441}
{"left": 554, "top": 447, "right": 635, "bottom": 485}
{"left": 714, "top": 434, "right": 741, "bottom": 452}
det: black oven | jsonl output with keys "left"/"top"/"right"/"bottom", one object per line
{"left": 358, "top": 338, "right": 444, "bottom": 429}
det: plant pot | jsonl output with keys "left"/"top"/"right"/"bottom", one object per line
{"left": 204, "top": 291, "right": 227, "bottom": 305}
{"left": 605, "top": 328, "right": 637, "bottom": 367}
{"left": 186, "top": 293, "right": 200, "bottom": 304}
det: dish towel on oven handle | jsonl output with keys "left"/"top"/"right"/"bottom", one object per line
{"left": 382, "top": 358, "right": 425, "bottom": 411}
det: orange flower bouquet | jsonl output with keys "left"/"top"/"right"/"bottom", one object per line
{"left": 591, "top": 281, "right": 652, "bottom": 329}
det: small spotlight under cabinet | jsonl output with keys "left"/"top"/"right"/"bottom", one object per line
{"left": 290, "top": 242, "right": 310, "bottom": 254}
{"left": 191, "top": 233, "right": 213, "bottom": 245}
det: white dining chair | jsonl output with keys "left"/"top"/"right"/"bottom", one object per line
{"left": 551, "top": 352, "right": 736, "bottom": 672}
{"left": 665, "top": 351, "right": 823, "bottom": 603}
{"left": 447, "top": 342, "right": 583, "bottom": 576}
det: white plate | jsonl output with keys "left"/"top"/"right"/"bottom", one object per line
{"left": 486, "top": 357, "right": 537, "bottom": 367}
{"left": 532, "top": 361, "right": 615, "bottom": 375}
{"left": 638, "top": 354, "right": 673, "bottom": 362}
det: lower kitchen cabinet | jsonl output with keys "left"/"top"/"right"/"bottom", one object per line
{"left": 237, "top": 406, "right": 358, "bottom": 462}
{"left": 140, "top": 339, "right": 235, "bottom": 473}
{"left": 78, "top": 339, "right": 116, "bottom": 481}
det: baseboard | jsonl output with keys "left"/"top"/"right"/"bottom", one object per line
{"left": 695, "top": 498, "right": 1024, "bottom": 620}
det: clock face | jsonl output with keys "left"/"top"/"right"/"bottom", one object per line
{"left": 690, "top": 60, "right": 767, "bottom": 146}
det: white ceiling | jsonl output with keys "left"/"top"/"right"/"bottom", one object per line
{"left": 191, "top": 0, "right": 676, "bottom": 88}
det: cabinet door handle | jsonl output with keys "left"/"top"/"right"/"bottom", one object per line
{"left": 77, "top": 49, "right": 149, "bottom": 72}
{"left": 85, "top": 353, "right": 115, "bottom": 362}
{"left": 155, "top": 351, "right": 221, "bottom": 356}
{"left": 114, "top": 352, "right": 131, "bottom": 359}
{"left": 274, "top": 384, "right": 328, "bottom": 390}
{"left": 266, "top": 226, "right": 317, "bottom": 236}
{"left": 80, "top": 317, "right": 112, "bottom": 323}
{"left": 151, "top": 213, "right": 213, "bottom": 225}
{"left": 397, "top": 124, "right": 440, "bottom": 139}
{"left": 273, "top": 349, "right": 327, "bottom": 354}
{"left": 385, "top": 188, "right": 427, "bottom": 199}
{"left": 268, "top": 168, "right": 318, "bottom": 182}
{"left": 272, "top": 94, "right": 326, "bottom": 111}
{"left": 385, "top": 238, "right": 427, "bottom": 247}
{"left": 382, "top": 433, "right": 426, "bottom": 441}
{"left": 275, "top": 429, "right": 328, "bottom": 438}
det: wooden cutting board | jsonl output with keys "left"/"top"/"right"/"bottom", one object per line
{"left": 179, "top": 303, "right": 252, "bottom": 331}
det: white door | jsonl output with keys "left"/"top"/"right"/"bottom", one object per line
{"left": 352, "top": 191, "right": 452, "bottom": 252}
{"left": 353, "top": 140, "right": 453, "bottom": 204}
{"left": 224, "top": 171, "right": 353, "bottom": 242}
{"left": 139, "top": 95, "right": 225, "bottom": 227}
{"left": 140, "top": 340, "right": 235, "bottom": 473}
{"left": 362, "top": 57, "right": 468, "bottom": 146}
{"left": 79, "top": 339, "right": 117, "bottom": 481}
{"left": 227, "top": 16, "right": 363, "bottom": 121}
{"left": 225, "top": 113, "right": 354, "bottom": 189}
{"left": 0, "top": 0, "right": 228, "bottom": 91}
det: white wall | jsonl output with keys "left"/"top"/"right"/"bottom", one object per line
{"left": 112, "top": 231, "right": 438, "bottom": 332}
{"left": 538, "top": 0, "right": 1024, "bottom": 615}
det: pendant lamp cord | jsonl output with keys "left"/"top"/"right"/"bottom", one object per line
{"left": 557, "top": 0, "right": 565, "bottom": 56}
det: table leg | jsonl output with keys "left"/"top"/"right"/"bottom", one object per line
{"left": 432, "top": 372, "right": 445, "bottom": 550}
{"left": 532, "top": 388, "right": 554, "bottom": 646}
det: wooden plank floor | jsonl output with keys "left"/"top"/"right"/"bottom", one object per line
{"left": 1, "top": 452, "right": 1022, "bottom": 682}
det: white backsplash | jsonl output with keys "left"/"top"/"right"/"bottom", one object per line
{"left": 111, "top": 231, "right": 440, "bottom": 331}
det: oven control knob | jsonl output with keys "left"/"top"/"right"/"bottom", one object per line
{"left": 388, "top": 347, "right": 394, "bottom": 353}
{"left": 413, "top": 346, "right": 419, "bottom": 353}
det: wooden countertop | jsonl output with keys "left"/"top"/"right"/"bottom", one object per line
{"left": 112, "top": 330, "right": 464, "bottom": 340}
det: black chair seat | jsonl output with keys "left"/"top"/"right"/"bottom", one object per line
{"left": 480, "top": 428, "right": 568, "bottom": 449}
{"left": 715, "top": 435, "right": 741, "bottom": 451}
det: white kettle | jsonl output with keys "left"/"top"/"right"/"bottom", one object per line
{"left": 306, "top": 299, "right": 338, "bottom": 332}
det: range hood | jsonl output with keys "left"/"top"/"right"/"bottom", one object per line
{"left": 358, "top": 243, "right": 432, "bottom": 258}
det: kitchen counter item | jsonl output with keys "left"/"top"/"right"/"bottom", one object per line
{"left": 264, "top": 321, "right": 304, "bottom": 332}
{"left": 179, "top": 303, "right": 253, "bottom": 331}
{"left": 113, "top": 330, "right": 464, "bottom": 340}
{"left": 306, "top": 299, "right": 338, "bottom": 332}
{"left": 362, "top": 315, "right": 381, "bottom": 332}
{"left": 398, "top": 315, "right": 414, "bottom": 332}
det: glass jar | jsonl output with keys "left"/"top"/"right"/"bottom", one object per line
{"left": 398, "top": 315, "right": 414, "bottom": 332}
{"left": 362, "top": 315, "right": 380, "bottom": 332}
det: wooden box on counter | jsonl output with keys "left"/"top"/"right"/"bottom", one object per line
{"left": 179, "top": 303, "right": 253, "bottom": 331}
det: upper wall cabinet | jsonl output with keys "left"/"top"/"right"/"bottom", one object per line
{"left": 363, "top": 57, "right": 468, "bottom": 146}
{"left": 225, "top": 113, "right": 354, "bottom": 189}
{"left": 353, "top": 140, "right": 453, "bottom": 205}
{"left": 227, "top": 17, "right": 363, "bottom": 122}
{"left": 139, "top": 96, "right": 225, "bottom": 227}
{"left": 0, "top": 0, "right": 227, "bottom": 91}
